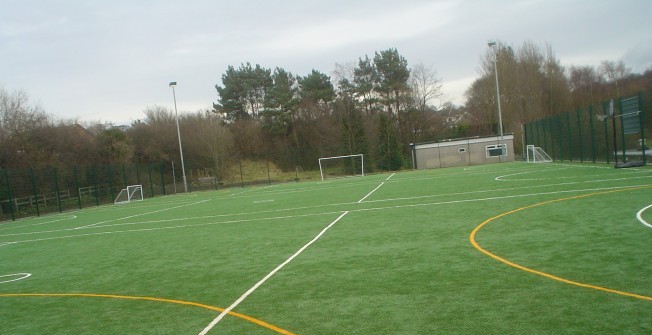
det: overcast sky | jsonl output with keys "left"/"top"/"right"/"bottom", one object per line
{"left": 2, "top": 0, "right": 651, "bottom": 125}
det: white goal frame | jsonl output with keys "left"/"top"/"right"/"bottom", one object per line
{"left": 318, "top": 154, "right": 365, "bottom": 181}
{"left": 114, "top": 185, "right": 144, "bottom": 204}
{"left": 526, "top": 145, "right": 553, "bottom": 163}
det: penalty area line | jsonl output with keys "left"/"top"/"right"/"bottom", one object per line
{"left": 197, "top": 211, "right": 349, "bottom": 335}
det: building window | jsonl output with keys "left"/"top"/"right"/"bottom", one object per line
{"left": 486, "top": 144, "right": 507, "bottom": 158}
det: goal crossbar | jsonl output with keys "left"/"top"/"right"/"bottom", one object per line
{"left": 318, "top": 154, "right": 365, "bottom": 181}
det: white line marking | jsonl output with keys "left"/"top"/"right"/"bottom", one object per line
{"left": 75, "top": 199, "right": 210, "bottom": 229}
{"left": 358, "top": 182, "right": 384, "bottom": 203}
{"left": 253, "top": 199, "right": 275, "bottom": 204}
{"left": 0, "top": 215, "right": 77, "bottom": 231}
{"left": 0, "top": 272, "right": 31, "bottom": 284}
{"left": 357, "top": 173, "right": 394, "bottom": 203}
{"left": 636, "top": 204, "right": 652, "bottom": 228}
{"left": 197, "top": 211, "right": 350, "bottom": 335}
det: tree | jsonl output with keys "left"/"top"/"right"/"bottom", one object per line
{"left": 0, "top": 87, "right": 52, "bottom": 168}
{"left": 353, "top": 56, "right": 379, "bottom": 115}
{"left": 409, "top": 62, "right": 443, "bottom": 113}
{"left": 96, "top": 127, "right": 134, "bottom": 164}
{"left": 262, "top": 67, "right": 298, "bottom": 135}
{"left": 214, "top": 63, "right": 273, "bottom": 121}
{"left": 335, "top": 82, "right": 369, "bottom": 172}
{"left": 599, "top": 60, "right": 631, "bottom": 97}
{"left": 376, "top": 113, "right": 403, "bottom": 171}
{"left": 373, "top": 48, "right": 411, "bottom": 118}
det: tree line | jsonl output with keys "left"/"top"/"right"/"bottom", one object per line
{"left": 1, "top": 44, "right": 650, "bottom": 182}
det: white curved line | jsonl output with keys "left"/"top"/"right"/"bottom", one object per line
{"left": 0, "top": 272, "right": 31, "bottom": 284}
{"left": 636, "top": 204, "right": 652, "bottom": 228}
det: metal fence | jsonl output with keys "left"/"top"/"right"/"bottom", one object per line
{"left": 0, "top": 163, "right": 173, "bottom": 221}
{"left": 523, "top": 92, "right": 649, "bottom": 166}
{"left": 0, "top": 158, "right": 327, "bottom": 222}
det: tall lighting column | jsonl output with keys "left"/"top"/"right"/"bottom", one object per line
{"left": 488, "top": 41, "right": 504, "bottom": 140}
{"left": 169, "top": 81, "right": 188, "bottom": 193}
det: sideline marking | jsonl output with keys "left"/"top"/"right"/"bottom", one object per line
{"left": 0, "top": 215, "right": 77, "bottom": 231}
{"left": 470, "top": 185, "right": 652, "bottom": 302}
{"left": 198, "top": 211, "right": 350, "bottom": 335}
{"left": 0, "top": 273, "right": 31, "bottom": 284}
{"left": 0, "top": 293, "right": 296, "bottom": 335}
{"left": 76, "top": 199, "right": 210, "bottom": 229}
{"left": 636, "top": 204, "right": 652, "bottom": 228}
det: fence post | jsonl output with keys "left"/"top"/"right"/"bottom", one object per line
{"left": 159, "top": 162, "right": 166, "bottom": 195}
{"left": 589, "top": 106, "right": 596, "bottom": 163}
{"left": 53, "top": 168, "right": 62, "bottom": 213}
{"left": 107, "top": 164, "right": 115, "bottom": 202}
{"left": 555, "top": 115, "right": 562, "bottom": 161}
{"left": 147, "top": 163, "right": 154, "bottom": 197}
{"left": 73, "top": 166, "right": 82, "bottom": 209}
{"left": 619, "top": 98, "right": 627, "bottom": 162}
{"left": 639, "top": 92, "right": 647, "bottom": 165}
{"left": 29, "top": 168, "right": 41, "bottom": 216}
{"left": 3, "top": 169, "right": 15, "bottom": 221}
{"left": 566, "top": 111, "right": 573, "bottom": 162}
{"left": 577, "top": 109, "right": 584, "bottom": 162}
{"left": 92, "top": 166, "right": 100, "bottom": 206}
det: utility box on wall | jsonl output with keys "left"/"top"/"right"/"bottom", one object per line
{"left": 411, "top": 134, "right": 514, "bottom": 170}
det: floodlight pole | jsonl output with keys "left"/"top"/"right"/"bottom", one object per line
{"left": 169, "top": 81, "right": 188, "bottom": 193}
{"left": 488, "top": 41, "right": 504, "bottom": 140}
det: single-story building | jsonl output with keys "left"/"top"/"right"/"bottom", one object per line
{"left": 410, "top": 134, "right": 514, "bottom": 169}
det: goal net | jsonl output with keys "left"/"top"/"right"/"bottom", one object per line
{"left": 114, "top": 185, "right": 144, "bottom": 204}
{"left": 318, "top": 154, "right": 365, "bottom": 181}
{"left": 526, "top": 145, "right": 553, "bottom": 163}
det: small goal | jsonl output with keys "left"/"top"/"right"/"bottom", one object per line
{"left": 318, "top": 154, "right": 365, "bottom": 181}
{"left": 526, "top": 145, "right": 553, "bottom": 163}
{"left": 114, "top": 185, "right": 144, "bottom": 204}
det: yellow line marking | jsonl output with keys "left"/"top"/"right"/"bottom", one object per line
{"left": 0, "top": 293, "right": 297, "bottom": 335}
{"left": 470, "top": 185, "right": 652, "bottom": 302}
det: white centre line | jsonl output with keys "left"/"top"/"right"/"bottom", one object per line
{"left": 197, "top": 211, "right": 350, "bottom": 335}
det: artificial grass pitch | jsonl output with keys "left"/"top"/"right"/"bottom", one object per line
{"left": 1, "top": 162, "right": 651, "bottom": 334}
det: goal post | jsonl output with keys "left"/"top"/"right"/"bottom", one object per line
{"left": 526, "top": 145, "right": 553, "bottom": 163}
{"left": 318, "top": 154, "right": 365, "bottom": 181}
{"left": 114, "top": 185, "right": 144, "bottom": 204}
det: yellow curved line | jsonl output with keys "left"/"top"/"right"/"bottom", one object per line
{"left": 0, "top": 293, "right": 297, "bottom": 335}
{"left": 470, "top": 185, "right": 652, "bottom": 302}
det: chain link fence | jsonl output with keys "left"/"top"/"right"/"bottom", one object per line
{"left": 523, "top": 91, "right": 650, "bottom": 165}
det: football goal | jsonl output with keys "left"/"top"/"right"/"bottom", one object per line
{"left": 114, "top": 185, "right": 144, "bottom": 204}
{"left": 318, "top": 154, "right": 365, "bottom": 181}
{"left": 526, "top": 145, "right": 553, "bottom": 163}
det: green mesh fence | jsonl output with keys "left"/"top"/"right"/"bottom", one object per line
{"left": 524, "top": 92, "right": 649, "bottom": 166}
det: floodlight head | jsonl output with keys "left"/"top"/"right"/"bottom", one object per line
{"left": 169, "top": 81, "right": 177, "bottom": 87}
{"left": 488, "top": 41, "right": 496, "bottom": 47}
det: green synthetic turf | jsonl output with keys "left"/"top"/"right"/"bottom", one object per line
{"left": 1, "top": 162, "right": 651, "bottom": 334}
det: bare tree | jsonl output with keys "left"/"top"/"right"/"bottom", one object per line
{"left": 599, "top": 60, "right": 631, "bottom": 97}
{"left": 409, "top": 62, "right": 443, "bottom": 112}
